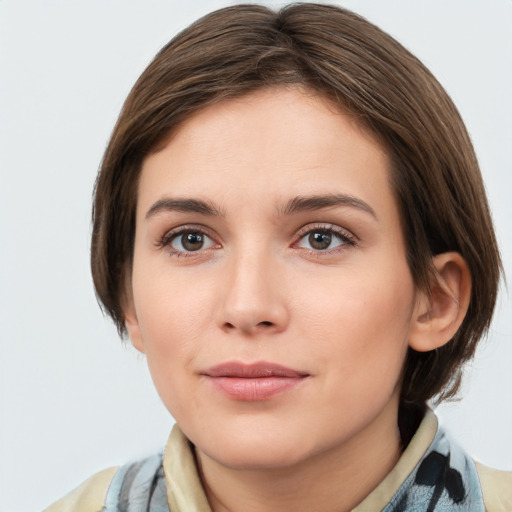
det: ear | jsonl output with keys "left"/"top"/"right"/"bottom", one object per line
{"left": 123, "top": 290, "right": 146, "bottom": 354}
{"left": 409, "top": 252, "right": 471, "bottom": 352}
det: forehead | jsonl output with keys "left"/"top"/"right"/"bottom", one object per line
{"left": 138, "top": 87, "right": 395, "bottom": 222}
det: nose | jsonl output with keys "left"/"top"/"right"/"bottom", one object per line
{"left": 217, "top": 248, "right": 289, "bottom": 336}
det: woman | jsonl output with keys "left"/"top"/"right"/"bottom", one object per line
{"left": 46, "top": 3, "right": 511, "bottom": 511}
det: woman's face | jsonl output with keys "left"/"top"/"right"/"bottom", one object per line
{"left": 127, "top": 87, "right": 419, "bottom": 469}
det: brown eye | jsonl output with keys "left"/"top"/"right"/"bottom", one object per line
{"left": 296, "top": 226, "right": 354, "bottom": 253}
{"left": 182, "top": 232, "right": 204, "bottom": 251}
{"left": 308, "top": 232, "right": 332, "bottom": 250}
{"left": 170, "top": 231, "right": 214, "bottom": 252}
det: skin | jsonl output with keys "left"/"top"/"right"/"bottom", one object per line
{"left": 125, "top": 87, "right": 465, "bottom": 512}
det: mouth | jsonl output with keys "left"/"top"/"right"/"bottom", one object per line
{"left": 200, "top": 361, "right": 309, "bottom": 401}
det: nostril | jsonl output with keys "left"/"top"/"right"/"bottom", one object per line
{"left": 221, "top": 320, "right": 278, "bottom": 332}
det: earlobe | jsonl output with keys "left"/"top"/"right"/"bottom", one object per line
{"left": 123, "top": 295, "right": 146, "bottom": 354}
{"left": 409, "top": 252, "right": 471, "bottom": 352}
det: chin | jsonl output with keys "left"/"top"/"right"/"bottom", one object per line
{"left": 190, "top": 417, "right": 337, "bottom": 472}
{"left": 202, "top": 437, "right": 310, "bottom": 471}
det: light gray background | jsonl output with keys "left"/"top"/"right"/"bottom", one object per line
{"left": 1, "top": 1, "right": 511, "bottom": 511}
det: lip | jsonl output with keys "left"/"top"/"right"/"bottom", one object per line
{"left": 201, "top": 361, "right": 309, "bottom": 401}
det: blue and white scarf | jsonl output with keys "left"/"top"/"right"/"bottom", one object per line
{"left": 104, "top": 424, "right": 486, "bottom": 512}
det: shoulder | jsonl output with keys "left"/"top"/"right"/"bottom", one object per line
{"left": 44, "top": 452, "right": 169, "bottom": 512}
{"left": 43, "top": 466, "right": 118, "bottom": 512}
{"left": 356, "top": 409, "right": 511, "bottom": 511}
{"left": 104, "top": 451, "right": 168, "bottom": 510}
{"left": 475, "top": 462, "right": 512, "bottom": 512}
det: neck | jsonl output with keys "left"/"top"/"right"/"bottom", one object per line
{"left": 196, "top": 399, "right": 403, "bottom": 512}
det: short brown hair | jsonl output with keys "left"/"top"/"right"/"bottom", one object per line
{"left": 91, "top": 3, "right": 502, "bottom": 404}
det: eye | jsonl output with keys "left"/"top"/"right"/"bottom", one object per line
{"left": 295, "top": 225, "right": 356, "bottom": 252}
{"left": 163, "top": 228, "right": 217, "bottom": 254}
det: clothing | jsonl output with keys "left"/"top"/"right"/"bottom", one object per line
{"left": 44, "top": 410, "right": 512, "bottom": 511}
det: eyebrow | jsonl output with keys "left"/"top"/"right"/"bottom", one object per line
{"left": 281, "top": 194, "right": 377, "bottom": 220}
{"left": 145, "top": 193, "right": 377, "bottom": 221}
{"left": 145, "top": 198, "right": 224, "bottom": 219}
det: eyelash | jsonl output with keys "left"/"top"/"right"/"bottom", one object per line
{"left": 157, "top": 224, "right": 219, "bottom": 258}
{"left": 293, "top": 223, "right": 357, "bottom": 255}
{"left": 157, "top": 223, "right": 357, "bottom": 258}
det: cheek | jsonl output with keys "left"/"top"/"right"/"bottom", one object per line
{"left": 298, "top": 264, "right": 415, "bottom": 373}
{"left": 132, "top": 276, "right": 211, "bottom": 419}
{"left": 133, "top": 261, "right": 214, "bottom": 341}
{"left": 130, "top": 265, "right": 216, "bottom": 398}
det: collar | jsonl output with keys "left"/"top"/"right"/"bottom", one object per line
{"left": 162, "top": 410, "right": 440, "bottom": 512}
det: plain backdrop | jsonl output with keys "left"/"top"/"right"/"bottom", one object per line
{"left": 1, "top": 1, "right": 511, "bottom": 511}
